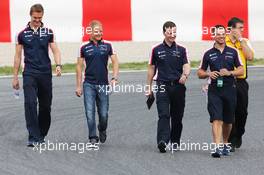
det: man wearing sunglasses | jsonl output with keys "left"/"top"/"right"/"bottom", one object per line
{"left": 226, "top": 17, "right": 254, "bottom": 152}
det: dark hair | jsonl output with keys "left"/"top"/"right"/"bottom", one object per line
{"left": 163, "top": 21, "right": 176, "bottom": 33}
{"left": 30, "top": 4, "right": 44, "bottom": 15}
{"left": 212, "top": 24, "right": 226, "bottom": 35}
{"left": 228, "top": 17, "right": 244, "bottom": 28}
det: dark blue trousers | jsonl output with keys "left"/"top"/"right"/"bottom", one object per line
{"left": 23, "top": 74, "right": 52, "bottom": 142}
{"left": 156, "top": 82, "right": 186, "bottom": 145}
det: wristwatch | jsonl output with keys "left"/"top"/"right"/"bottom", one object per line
{"left": 56, "top": 64, "right": 62, "bottom": 68}
{"left": 111, "top": 77, "right": 118, "bottom": 81}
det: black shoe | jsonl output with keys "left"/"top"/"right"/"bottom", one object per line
{"left": 89, "top": 137, "right": 99, "bottom": 144}
{"left": 99, "top": 130, "right": 107, "bottom": 143}
{"left": 211, "top": 148, "right": 221, "bottom": 158}
{"left": 27, "top": 142, "right": 34, "bottom": 147}
{"left": 27, "top": 141, "right": 39, "bottom": 147}
{"left": 236, "top": 137, "right": 242, "bottom": 148}
{"left": 158, "top": 141, "right": 167, "bottom": 153}
{"left": 230, "top": 145, "right": 236, "bottom": 152}
{"left": 171, "top": 142, "right": 180, "bottom": 152}
{"left": 38, "top": 138, "right": 45, "bottom": 144}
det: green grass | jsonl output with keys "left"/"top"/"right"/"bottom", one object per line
{"left": 0, "top": 66, "right": 17, "bottom": 75}
{"left": 109, "top": 62, "right": 148, "bottom": 70}
{"left": 247, "top": 58, "right": 264, "bottom": 66}
{"left": 1, "top": 58, "right": 263, "bottom": 76}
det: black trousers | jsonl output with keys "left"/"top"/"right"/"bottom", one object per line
{"left": 23, "top": 74, "right": 52, "bottom": 142}
{"left": 156, "top": 82, "right": 186, "bottom": 145}
{"left": 229, "top": 79, "right": 249, "bottom": 140}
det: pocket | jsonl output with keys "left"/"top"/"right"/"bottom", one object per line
{"left": 23, "top": 39, "right": 34, "bottom": 49}
{"left": 245, "top": 81, "right": 249, "bottom": 90}
{"left": 83, "top": 82, "right": 91, "bottom": 90}
{"left": 156, "top": 88, "right": 168, "bottom": 103}
{"left": 39, "top": 38, "right": 49, "bottom": 48}
{"left": 180, "top": 83, "right": 186, "bottom": 91}
{"left": 225, "top": 56, "right": 235, "bottom": 67}
{"left": 176, "top": 57, "right": 183, "bottom": 67}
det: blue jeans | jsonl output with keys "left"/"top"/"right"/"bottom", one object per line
{"left": 83, "top": 82, "right": 109, "bottom": 139}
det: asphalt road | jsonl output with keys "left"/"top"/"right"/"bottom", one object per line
{"left": 0, "top": 67, "right": 264, "bottom": 175}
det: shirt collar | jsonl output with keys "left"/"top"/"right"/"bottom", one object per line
{"left": 89, "top": 39, "right": 103, "bottom": 45}
{"left": 163, "top": 40, "right": 176, "bottom": 48}
{"left": 26, "top": 22, "right": 44, "bottom": 31}
{"left": 213, "top": 43, "right": 227, "bottom": 53}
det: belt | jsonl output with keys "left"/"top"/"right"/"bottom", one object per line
{"left": 236, "top": 78, "right": 247, "bottom": 82}
{"left": 209, "top": 82, "right": 235, "bottom": 88}
{"left": 157, "top": 80, "right": 180, "bottom": 86}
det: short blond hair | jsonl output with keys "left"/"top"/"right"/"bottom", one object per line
{"left": 89, "top": 20, "right": 102, "bottom": 29}
{"left": 30, "top": 4, "right": 44, "bottom": 15}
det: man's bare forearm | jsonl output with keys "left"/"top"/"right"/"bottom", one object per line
{"left": 183, "top": 63, "right": 191, "bottom": 76}
{"left": 231, "top": 66, "right": 244, "bottom": 77}
{"left": 110, "top": 55, "right": 119, "bottom": 79}
{"left": 50, "top": 43, "right": 61, "bottom": 65}
{"left": 13, "top": 55, "right": 21, "bottom": 78}
{"left": 112, "top": 59, "right": 119, "bottom": 78}
{"left": 53, "top": 49, "right": 61, "bottom": 65}
{"left": 240, "top": 40, "right": 254, "bottom": 60}
{"left": 147, "top": 65, "right": 155, "bottom": 91}
{"left": 76, "top": 63, "right": 82, "bottom": 88}
{"left": 197, "top": 69, "right": 209, "bottom": 79}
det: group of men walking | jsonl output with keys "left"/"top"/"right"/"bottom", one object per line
{"left": 12, "top": 4, "right": 254, "bottom": 158}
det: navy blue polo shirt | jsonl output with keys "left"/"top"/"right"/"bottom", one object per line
{"left": 79, "top": 40, "right": 115, "bottom": 85}
{"left": 16, "top": 22, "right": 54, "bottom": 75}
{"left": 200, "top": 45, "right": 243, "bottom": 85}
{"left": 149, "top": 41, "right": 189, "bottom": 81}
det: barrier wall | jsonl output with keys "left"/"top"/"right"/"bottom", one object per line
{"left": 0, "top": 0, "right": 263, "bottom": 66}
{"left": 0, "top": 0, "right": 263, "bottom": 42}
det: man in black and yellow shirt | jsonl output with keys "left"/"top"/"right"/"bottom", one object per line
{"left": 226, "top": 17, "right": 254, "bottom": 152}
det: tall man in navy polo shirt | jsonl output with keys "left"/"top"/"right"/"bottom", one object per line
{"left": 76, "top": 20, "right": 119, "bottom": 144}
{"left": 146, "top": 21, "right": 191, "bottom": 153}
{"left": 197, "top": 25, "right": 244, "bottom": 158}
{"left": 12, "top": 4, "right": 62, "bottom": 147}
